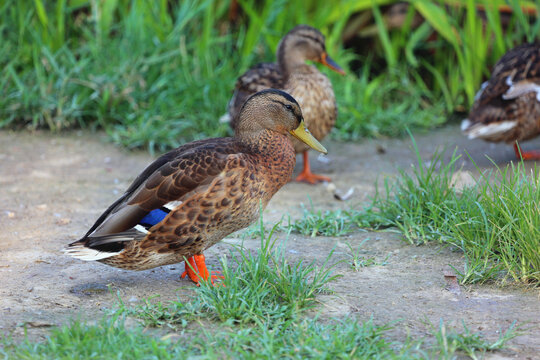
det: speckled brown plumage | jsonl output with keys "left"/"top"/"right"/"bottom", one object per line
{"left": 227, "top": 25, "right": 343, "bottom": 183}
{"left": 99, "top": 133, "right": 294, "bottom": 270}
{"left": 462, "top": 43, "right": 540, "bottom": 144}
{"left": 229, "top": 63, "right": 284, "bottom": 126}
{"left": 65, "top": 89, "right": 326, "bottom": 281}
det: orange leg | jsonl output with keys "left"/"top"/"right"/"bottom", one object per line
{"left": 513, "top": 142, "right": 540, "bottom": 160}
{"left": 295, "top": 151, "right": 331, "bottom": 184}
{"left": 181, "top": 254, "right": 224, "bottom": 286}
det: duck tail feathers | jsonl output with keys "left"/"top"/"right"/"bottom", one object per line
{"left": 63, "top": 241, "right": 121, "bottom": 261}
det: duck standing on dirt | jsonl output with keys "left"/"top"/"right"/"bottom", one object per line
{"left": 461, "top": 42, "right": 540, "bottom": 159}
{"left": 65, "top": 89, "right": 327, "bottom": 285}
{"left": 227, "top": 25, "right": 345, "bottom": 184}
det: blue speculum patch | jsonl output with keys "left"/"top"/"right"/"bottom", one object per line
{"left": 140, "top": 208, "right": 168, "bottom": 226}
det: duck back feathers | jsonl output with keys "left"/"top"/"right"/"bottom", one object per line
{"left": 463, "top": 43, "right": 540, "bottom": 143}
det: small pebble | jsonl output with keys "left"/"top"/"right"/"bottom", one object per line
{"left": 56, "top": 218, "right": 71, "bottom": 225}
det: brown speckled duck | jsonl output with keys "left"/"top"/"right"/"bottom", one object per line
{"left": 462, "top": 42, "right": 540, "bottom": 159}
{"left": 65, "top": 89, "right": 327, "bottom": 285}
{"left": 228, "top": 25, "right": 345, "bottom": 184}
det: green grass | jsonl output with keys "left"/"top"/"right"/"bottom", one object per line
{"left": 3, "top": 1, "right": 540, "bottom": 147}
{"left": 1, "top": 314, "right": 522, "bottom": 359}
{"left": 286, "top": 134, "right": 540, "bottom": 286}
{"left": 10, "top": 0, "right": 537, "bottom": 149}
{"left": 346, "top": 240, "right": 390, "bottom": 271}
{"left": 4, "top": 0, "right": 515, "bottom": 151}
{"left": 121, "top": 219, "right": 339, "bottom": 327}
{"left": 1, "top": 0, "right": 234, "bottom": 153}
{"left": 288, "top": 203, "right": 356, "bottom": 237}
{"left": 373, "top": 140, "right": 469, "bottom": 246}
{"left": 371, "top": 0, "right": 540, "bottom": 112}
{"left": 1, "top": 317, "right": 186, "bottom": 359}
{"left": 288, "top": 199, "right": 392, "bottom": 238}
{"left": 364, "top": 135, "right": 540, "bottom": 285}
{"left": 429, "top": 320, "right": 522, "bottom": 360}
{"left": 449, "top": 161, "right": 540, "bottom": 284}
{"left": 332, "top": 64, "right": 446, "bottom": 141}
{"left": 0, "top": 317, "right": 402, "bottom": 359}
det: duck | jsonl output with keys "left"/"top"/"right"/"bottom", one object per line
{"left": 461, "top": 42, "right": 540, "bottom": 160}
{"left": 64, "top": 89, "right": 327, "bottom": 285}
{"left": 227, "top": 25, "right": 345, "bottom": 184}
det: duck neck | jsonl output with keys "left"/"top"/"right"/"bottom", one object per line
{"left": 238, "top": 129, "right": 296, "bottom": 192}
{"left": 276, "top": 41, "right": 307, "bottom": 79}
{"left": 238, "top": 129, "right": 294, "bottom": 157}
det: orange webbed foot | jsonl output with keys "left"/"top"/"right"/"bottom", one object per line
{"left": 295, "top": 151, "right": 331, "bottom": 184}
{"left": 520, "top": 152, "right": 540, "bottom": 160}
{"left": 181, "top": 254, "right": 224, "bottom": 286}
{"left": 295, "top": 171, "right": 331, "bottom": 184}
{"left": 513, "top": 142, "right": 540, "bottom": 160}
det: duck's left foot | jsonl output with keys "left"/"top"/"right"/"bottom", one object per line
{"left": 181, "top": 254, "right": 224, "bottom": 286}
{"left": 520, "top": 151, "right": 540, "bottom": 160}
{"left": 513, "top": 143, "right": 540, "bottom": 160}
{"left": 295, "top": 171, "right": 331, "bottom": 184}
{"left": 295, "top": 151, "right": 331, "bottom": 184}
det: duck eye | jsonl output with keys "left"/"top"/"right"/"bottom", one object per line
{"left": 285, "top": 104, "right": 293, "bottom": 111}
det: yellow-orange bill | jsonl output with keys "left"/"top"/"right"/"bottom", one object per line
{"left": 321, "top": 52, "right": 345, "bottom": 75}
{"left": 289, "top": 120, "right": 328, "bottom": 154}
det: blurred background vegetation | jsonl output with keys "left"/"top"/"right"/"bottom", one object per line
{"left": 1, "top": 0, "right": 539, "bottom": 152}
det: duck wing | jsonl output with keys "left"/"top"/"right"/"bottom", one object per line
{"left": 73, "top": 138, "right": 236, "bottom": 251}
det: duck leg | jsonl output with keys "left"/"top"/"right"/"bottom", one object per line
{"left": 295, "top": 151, "right": 331, "bottom": 184}
{"left": 181, "top": 254, "right": 224, "bottom": 285}
{"left": 513, "top": 142, "right": 540, "bottom": 160}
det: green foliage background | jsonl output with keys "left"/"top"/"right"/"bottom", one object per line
{"left": 1, "top": 0, "right": 539, "bottom": 152}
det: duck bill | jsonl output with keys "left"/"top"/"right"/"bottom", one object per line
{"left": 289, "top": 120, "right": 328, "bottom": 154}
{"left": 321, "top": 52, "right": 345, "bottom": 75}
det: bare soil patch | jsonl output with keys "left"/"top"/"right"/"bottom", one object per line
{"left": 1, "top": 125, "right": 539, "bottom": 358}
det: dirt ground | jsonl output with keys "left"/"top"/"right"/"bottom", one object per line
{"left": 1, "top": 124, "right": 539, "bottom": 358}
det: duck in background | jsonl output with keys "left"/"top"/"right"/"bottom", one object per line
{"left": 461, "top": 42, "right": 540, "bottom": 160}
{"left": 65, "top": 89, "right": 327, "bottom": 285}
{"left": 227, "top": 25, "right": 345, "bottom": 184}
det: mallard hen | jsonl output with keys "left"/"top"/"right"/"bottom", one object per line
{"left": 65, "top": 89, "right": 327, "bottom": 285}
{"left": 461, "top": 42, "right": 540, "bottom": 159}
{"left": 228, "top": 25, "right": 344, "bottom": 184}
